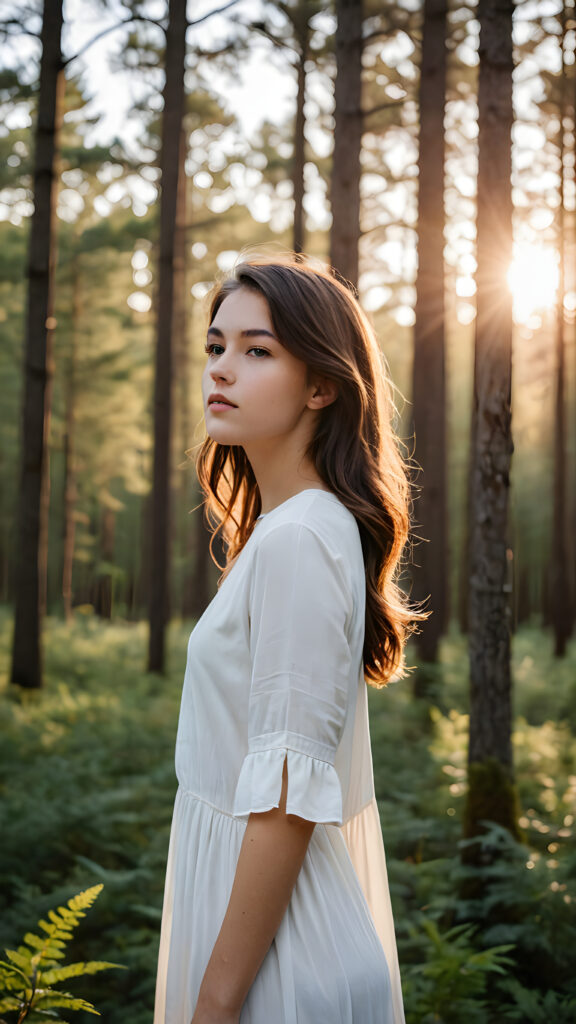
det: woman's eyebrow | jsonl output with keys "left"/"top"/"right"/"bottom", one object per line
{"left": 207, "top": 326, "right": 277, "bottom": 340}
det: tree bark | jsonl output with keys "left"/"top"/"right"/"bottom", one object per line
{"left": 138, "top": 492, "right": 152, "bottom": 619}
{"left": 173, "top": 123, "right": 190, "bottom": 619}
{"left": 189, "top": 488, "right": 213, "bottom": 620}
{"left": 411, "top": 0, "right": 448, "bottom": 679}
{"left": 329, "top": 0, "right": 363, "bottom": 288}
{"left": 10, "top": 0, "right": 64, "bottom": 688}
{"left": 464, "top": 0, "right": 519, "bottom": 840}
{"left": 571, "top": 11, "right": 576, "bottom": 639}
{"left": 62, "top": 256, "right": 80, "bottom": 623}
{"left": 94, "top": 506, "right": 115, "bottom": 619}
{"left": 293, "top": 40, "right": 308, "bottom": 254}
{"left": 458, "top": 400, "right": 476, "bottom": 637}
{"left": 551, "top": 9, "right": 573, "bottom": 656}
{"left": 148, "top": 0, "right": 187, "bottom": 673}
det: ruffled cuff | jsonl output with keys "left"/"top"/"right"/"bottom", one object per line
{"left": 233, "top": 747, "right": 343, "bottom": 825}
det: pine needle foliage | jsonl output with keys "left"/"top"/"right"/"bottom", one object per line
{"left": 0, "top": 884, "right": 122, "bottom": 1023}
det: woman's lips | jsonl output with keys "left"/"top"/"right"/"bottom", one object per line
{"left": 208, "top": 394, "right": 237, "bottom": 410}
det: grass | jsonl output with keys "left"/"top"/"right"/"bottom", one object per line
{"left": 0, "top": 609, "right": 575, "bottom": 1022}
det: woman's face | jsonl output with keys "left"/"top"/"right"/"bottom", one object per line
{"left": 202, "top": 287, "right": 319, "bottom": 450}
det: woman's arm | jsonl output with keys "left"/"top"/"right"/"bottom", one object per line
{"left": 191, "top": 759, "right": 316, "bottom": 1024}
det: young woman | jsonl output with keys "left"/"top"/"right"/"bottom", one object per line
{"left": 154, "top": 255, "right": 424, "bottom": 1024}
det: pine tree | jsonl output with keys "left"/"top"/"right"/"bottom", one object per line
{"left": 148, "top": 0, "right": 187, "bottom": 673}
{"left": 330, "top": 0, "right": 363, "bottom": 287}
{"left": 411, "top": 0, "right": 449, "bottom": 675}
{"left": 11, "top": 0, "right": 64, "bottom": 689}
{"left": 550, "top": 5, "right": 573, "bottom": 655}
{"left": 464, "top": 0, "right": 519, "bottom": 842}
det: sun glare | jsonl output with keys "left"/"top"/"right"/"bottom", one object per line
{"left": 507, "top": 243, "right": 559, "bottom": 325}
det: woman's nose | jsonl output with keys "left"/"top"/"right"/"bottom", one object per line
{"left": 210, "top": 358, "right": 235, "bottom": 383}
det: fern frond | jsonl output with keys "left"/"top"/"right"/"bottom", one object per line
{"left": 0, "top": 995, "right": 21, "bottom": 1011}
{"left": 30, "top": 990, "right": 100, "bottom": 1013}
{"left": 22, "top": 933, "right": 50, "bottom": 952}
{"left": 0, "top": 958, "right": 30, "bottom": 983}
{"left": 0, "top": 883, "right": 119, "bottom": 1020}
{"left": 67, "top": 886, "right": 103, "bottom": 914}
{"left": 3, "top": 949, "right": 32, "bottom": 972}
{"left": 42, "top": 960, "right": 123, "bottom": 985}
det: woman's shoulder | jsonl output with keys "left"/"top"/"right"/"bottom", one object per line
{"left": 253, "top": 489, "right": 362, "bottom": 562}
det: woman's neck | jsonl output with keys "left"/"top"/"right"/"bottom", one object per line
{"left": 244, "top": 446, "right": 329, "bottom": 516}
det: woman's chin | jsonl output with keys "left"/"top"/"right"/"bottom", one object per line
{"left": 205, "top": 425, "right": 242, "bottom": 445}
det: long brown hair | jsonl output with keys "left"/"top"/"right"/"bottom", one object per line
{"left": 196, "top": 254, "right": 428, "bottom": 686}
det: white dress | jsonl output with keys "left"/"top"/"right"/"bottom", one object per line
{"left": 154, "top": 489, "right": 405, "bottom": 1024}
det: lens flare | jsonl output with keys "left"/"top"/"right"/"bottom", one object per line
{"left": 507, "top": 244, "right": 559, "bottom": 325}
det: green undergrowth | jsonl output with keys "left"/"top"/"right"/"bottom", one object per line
{"left": 0, "top": 609, "right": 575, "bottom": 1023}
{"left": 369, "top": 621, "right": 576, "bottom": 1022}
{"left": 0, "top": 611, "right": 183, "bottom": 1022}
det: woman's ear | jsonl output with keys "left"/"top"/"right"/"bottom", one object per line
{"left": 307, "top": 376, "right": 339, "bottom": 411}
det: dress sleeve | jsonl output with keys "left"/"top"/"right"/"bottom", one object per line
{"left": 233, "top": 520, "right": 354, "bottom": 826}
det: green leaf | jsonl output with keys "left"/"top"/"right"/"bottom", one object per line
{"left": 23, "top": 933, "right": 49, "bottom": 952}
{"left": 0, "top": 958, "right": 29, "bottom": 985}
{"left": 0, "top": 996, "right": 22, "bottom": 1011}
{"left": 3, "top": 949, "right": 31, "bottom": 971}
{"left": 32, "top": 990, "right": 100, "bottom": 1013}
{"left": 42, "top": 961, "right": 124, "bottom": 985}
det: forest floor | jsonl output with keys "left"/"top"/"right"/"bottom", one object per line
{"left": 0, "top": 609, "right": 575, "bottom": 1024}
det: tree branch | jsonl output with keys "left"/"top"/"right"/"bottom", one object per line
{"left": 190, "top": 0, "right": 243, "bottom": 27}
{"left": 0, "top": 18, "right": 40, "bottom": 40}
{"left": 360, "top": 219, "right": 415, "bottom": 238}
{"left": 7, "top": 0, "right": 243, "bottom": 71}
{"left": 363, "top": 99, "right": 406, "bottom": 118}
{"left": 248, "top": 21, "right": 298, "bottom": 56}
{"left": 63, "top": 0, "right": 243, "bottom": 70}
{"left": 62, "top": 15, "right": 164, "bottom": 69}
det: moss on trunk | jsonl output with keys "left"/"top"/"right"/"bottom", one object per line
{"left": 463, "top": 758, "right": 521, "bottom": 844}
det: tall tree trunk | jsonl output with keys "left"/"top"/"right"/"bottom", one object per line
{"left": 173, "top": 123, "right": 190, "bottom": 620}
{"left": 181, "top": 182, "right": 213, "bottom": 623}
{"left": 411, "top": 0, "right": 448, "bottom": 681}
{"left": 148, "top": 0, "right": 187, "bottom": 673}
{"left": 62, "top": 256, "right": 80, "bottom": 623}
{"left": 95, "top": 506, "right": 115, "bottom": 619}
{"left": 189, "top": 487, "right": 213, "bottom": 620}
{"left": 551, "top": 9, "right": 572, "bottom": 656}
{"left": 293, "top": 43, "right": 307, "bottom": 254}
{"left": 515, "top": 563, "right": 527, "bottom": 624}
{"left": 0, "top": 438, "right": 9, "bottom": 601}
{"left": 456, "top": 241, "right": 475, "bottom": 640}
{"left": 571, "top": 12, "right": 576, "bottom": 639}
{"left": 10, "top": 0, "right": 63, "bottom": 689}
{"left": 458, "top": 425, "right": 474, "bottom": 636}
{"left": 329, "top": 0, "right": 363, "bottom": 288}
{"left": 138, "top": 492, "right": 152, "bottom": 618}
{"left": 464, "top": 0, "right": 519, "bottom": 842}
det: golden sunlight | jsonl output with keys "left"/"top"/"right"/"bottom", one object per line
{"left": 507, "top": 243, "right": 559, "bottom": 325}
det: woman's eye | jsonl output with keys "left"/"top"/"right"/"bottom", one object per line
{"left": 205, "top": 343, "right": 224, "bottom": 356}
{"left": 249, "top": 347, "right": 269, "bottom": 358}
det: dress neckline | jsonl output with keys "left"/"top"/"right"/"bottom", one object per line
{"left": 256, "top": 488, "right": 341, "bottom": 521}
